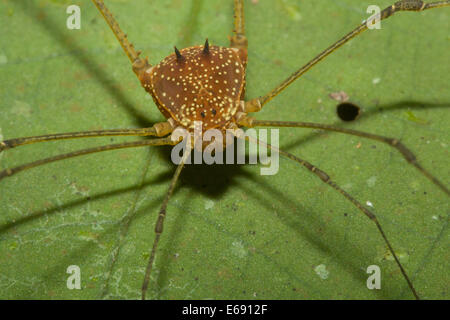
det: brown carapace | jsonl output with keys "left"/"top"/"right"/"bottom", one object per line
{"left": 136, "top": 40, "right": 246, "bottom": 134}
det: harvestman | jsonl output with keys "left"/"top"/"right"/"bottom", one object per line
{"left": 1, "top": 0, "right": 449, "bottom": 299}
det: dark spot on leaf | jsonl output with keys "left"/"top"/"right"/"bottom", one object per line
{"left": 337, "top": 102, "right": 360, "bottom": 121}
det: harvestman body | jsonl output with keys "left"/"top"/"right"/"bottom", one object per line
{"left": 1, "top": 0, "right": 449, "bottom": 299}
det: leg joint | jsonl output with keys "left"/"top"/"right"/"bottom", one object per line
{"left": 244, "top": 98, "right": 262, "bottom": 113}
{"left": 230, "top": 34, "right": 248, "bottom": 49}
{"left": 394, "top": 0, "right": 425, "bottom": 11}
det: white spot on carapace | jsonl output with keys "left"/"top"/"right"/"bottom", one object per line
{"left": 372, "top": 77, "right": 381, "bottom": 85}
{"left": 367, "top": 176, "right": 377, "bottom": 187}
{"left": 204, "top": 199, "right": 215, "bottom": 210}
{"left": 314, "top": 264, "right": 329, "bottom": 280}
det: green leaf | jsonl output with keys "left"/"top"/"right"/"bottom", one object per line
{"left": 0, "top": 0, "right": 448, "bottom": 299}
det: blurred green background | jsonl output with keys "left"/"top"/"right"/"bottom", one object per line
{"left": 0, "top": 0, "right": 448, "bottom": 299}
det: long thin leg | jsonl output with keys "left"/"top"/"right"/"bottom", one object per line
{"left": 231, "top": 0, "right": 248, "bottom": 98}
{"left": 100, "top": 149, "right": 155, "bottom": 299}
{"left": 237, "top": 117, "right": 450, "bottom": 195}
{"left": 230, "top": 0, "right": 248, "bottom": 91}
{"left": 91, "top": 0, "right": 142, "bottom": 64}
{"left": 236, "top": 132, "right": 420, "bottom": 299}
{"left": 141, "top": 146, "right": 191, "bottom": 300}
{"left": 91, "top": 0, "right": 150, "bottom": 74}
{"left": 230, "top": 0, "right": 247, "bottom": 50}
{"left": 0, "top": 121, "right": 174, "bottom": 152}
{"left": 255, "top": 0, "right": 450, "bottom": 106}
{"left": 0, "top": 137, "right": 175, "bottom": 181}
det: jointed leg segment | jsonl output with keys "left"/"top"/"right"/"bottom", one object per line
{"left": 91, "top": 0, "right": 141, "bottom": 63}
{"left": 230, "top": 0, "right": 248, "bottom": 50}
{"left": 91, "top": 0, "right": 150, "bottom": 75}
{"left": 237, "top": 118, "right": 450, "bottom": 195}
{"left": 255, "top": 0, "right": 450, "bottom": 106}
{"left": 0, "top": 121, "right": 173, "bottom": 151}
{"left": 237, "top": 133, "right": 420, "bottom": 299}
{"left": 141, "top": 147, "right": 192, "bottom": 300}
{"left": 0, "top": 137, "right": 175, "bottom": 181}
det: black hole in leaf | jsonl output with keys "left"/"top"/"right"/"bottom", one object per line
{"left": 336, "top": 102, "right": 360, "bottom": 121}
